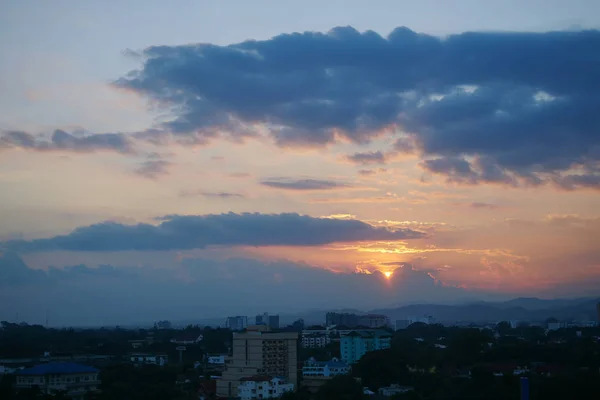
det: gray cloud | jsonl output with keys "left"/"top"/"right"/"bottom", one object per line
{"left": 117, "top": 27, "right": 600, "bottom": 189}
{"left": 346, "top": 151, "right": 386, "bottom": 164}
{"left": 134, "top": 159, "right": 171, "bottom": 179}
{"left": 5, "top": 212, "right": 424, "bottom": 252}
{"left": 260, "top": 178, "right": 351, "bottom": 190}
{"left": 0, "top": 129, "right": 134, "bottom": 154}
{"left": 180, "top": 190, "right": 245, "bottom": 199}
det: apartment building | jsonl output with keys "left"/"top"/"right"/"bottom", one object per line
{"left": 15, "top": 362, "right": 100, "bottom": 400}
{"left": 216, "top": 328, "right": 298, "bottom": 399}
{"left": 301, "top": 332, "right": 331, "bottom": 348}
{"left": 226, "top": 316, "right": 248, "bottom": 331}
{"left": 359, "top": 314, "right": 390, "bottom": 329}
{"left": 340, "top": 330, "right": 392, "bottom": 364}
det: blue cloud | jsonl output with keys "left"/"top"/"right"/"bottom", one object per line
{"left": 117, "top": 27, "right": 600, "bottom": 189}
{"left": 5, "top": 212, "right": 425, "bottom": 252}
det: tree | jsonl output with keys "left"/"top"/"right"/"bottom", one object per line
{"left": 316, "top": 375, "right": 364, "bottom": 400}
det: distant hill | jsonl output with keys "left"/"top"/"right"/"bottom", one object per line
{"left": 369, "top": 297, "right": 599, "bottom": 324}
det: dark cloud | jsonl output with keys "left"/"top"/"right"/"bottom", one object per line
{"left": 117, "top": 27, "right": 600, "bottom": 189}
{"left": 0, "top": 129, "right": 134, "bottom": 154}
{"left": 180, "top": 190, "right": 245, "bottom": 199}
{"left": 346, "top": 150, "right": 386, "bottom": 164}
{"left": 260, "top": 178, "right": 351, "bottom": 190}
{"left": 5, "top": 212, "right": 425, "bottom": 252}
{"left": 134, "top": 159, "right": 171, "bottom": 179}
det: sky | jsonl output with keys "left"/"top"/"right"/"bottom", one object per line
{"left": 1, "top": 0, "right": 600, "bottom": 326}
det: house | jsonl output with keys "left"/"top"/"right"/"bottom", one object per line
{"left": 207, "top": 355, "right": 226, "bottom": 365}
{"left": 15, "top": 362, "right": 100, "bottom": 400}
{"left": 378, "top": 384, "right": 414, "bottom": 397}
{"left": 170, "top": 334, "right": 203, "bottom": 345}
{"left": 238, "top": 376, "right": 294, "bottom": 400}
{"left": 340, "top": 330, "right": 392, "bottom": 364}
{"left": 302, "top": 357, "right": 351, "bottom": 377}
{"left": 129, "top": 353, "right": 168, "bottom": 366}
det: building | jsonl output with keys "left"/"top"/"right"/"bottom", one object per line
{"left": 359, "top": 314, "right": 390, "bottom": 328}
{"left": 340, "top": 330, "right": 392, "bottom": 364}
{"left": 130, "top": 353, "right": 168, "bottom": 366}
{"left": 302, "top": 357, "right": 350, "bottom": 378}
{"left": 216, "top": 328, "right": 298, "bottom": 399}
{"left": 268, "top": 315, "right": 280, "bottom": 330}
{"left": 170, "top": 333, "right": 203, "bottom": 345}
{"left": 378, "top": 384, "right": 414, "bottom": 397}
{"left": 326, "top": 312, "right": 359, "bottom": 327}
{"left": 226, "top": 316, "right": 248, "bottom": 331}
{"left": 597, "top": 302, "right": 600, "bottom": 325}
{"left": 255, "top": 313, "right": 280, "bottom": 330}
{"left": 238, "top": 376, "right": 294, "bottom": 400}
{"left": 301, "top": 332, "right": 331, "bottom": 348}
{"left": 15, "top": 362, "right": 100, "bottom": 400}
{"left": 207, "top": 355, "right": 226, "bottom": 365}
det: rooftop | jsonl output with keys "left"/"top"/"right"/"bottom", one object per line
{"left": 17, "top": 362, "right": 98, "bottom": 376}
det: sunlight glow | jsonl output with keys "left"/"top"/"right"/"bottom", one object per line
{"left": 383, "top": 271, "right": 393, "bottom": 279}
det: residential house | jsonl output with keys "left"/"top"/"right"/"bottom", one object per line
{"left": 378, "top": 384, "right": 414, "bottom": 397}
{"left": 238, "top": 376, "right": 294, "bottom": 400}
{"left": 15, "top": 362, "right": 100, "bottom": 400}
{"left": 302, "top": 357, "right": 350, "bottom": 378}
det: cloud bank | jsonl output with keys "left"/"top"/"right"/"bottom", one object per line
{"left": 0, "top": 130, "right": 134, "bottom": 154}
{"left": 116, "top": 27, "right": 600, "bottom": 189}
{"left": 4, "top": 213, "right": 425, "bottom": 252}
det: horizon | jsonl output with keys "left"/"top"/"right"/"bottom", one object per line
{"left": 1, "top": 0, "right": 600, "bottom": 326}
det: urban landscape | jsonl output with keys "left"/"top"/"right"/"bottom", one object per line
{"left": 1, "top": 303, "right": 600, "bottom": 399}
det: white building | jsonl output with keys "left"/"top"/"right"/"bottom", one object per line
{"left": 238, "top": 376, "right": 294, "bottom": 400}
{"left": 130, "top": 353, "right": 168, "bottom": 366}
{"left": 301, "top": 333, "right": 331, "bottom": 348}
{"left": 302, "top": 357, "right": 351, "bottom": 377}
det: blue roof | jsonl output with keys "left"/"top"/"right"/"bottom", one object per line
{"left": 17, "top": 362, "right": 98, "bottom": 375}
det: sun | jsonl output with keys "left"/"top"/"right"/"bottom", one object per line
{"left": 383, "top": 271, "right": 393, "bottom": 279}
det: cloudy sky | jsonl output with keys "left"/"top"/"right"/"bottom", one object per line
{"left": 1, "top": 0, "right": 600, "bottom": 326}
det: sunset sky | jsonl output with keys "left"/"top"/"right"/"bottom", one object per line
{"left": 1, "top": 0, "right": 600, "bottom": 325}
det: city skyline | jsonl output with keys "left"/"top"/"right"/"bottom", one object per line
{"left": 1, "top": 1, "right": 600, "bottom": 325}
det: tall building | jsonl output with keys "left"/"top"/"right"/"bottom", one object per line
{"left": 340, "top": 330, "right": 392, "bottom": 364}
{"left": 226, "top": 316, "right": 248, "bottom": 331}
{"left": 256, "top": 312, "right": 268, "bottom": 325}
{"left": 325, "top": 312, "right": 359, "bottom": 327}
{"left": 359, "top": 314, "right": 390, "bottom": 328}
{"left": 216, "top": 328, "right": 298, "bottom": 398}
{"left": 255, "top": 312, "right": 279, "bottom": 330}
{"left": 268, "top": 315, "right": 280, "bottom": 330}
